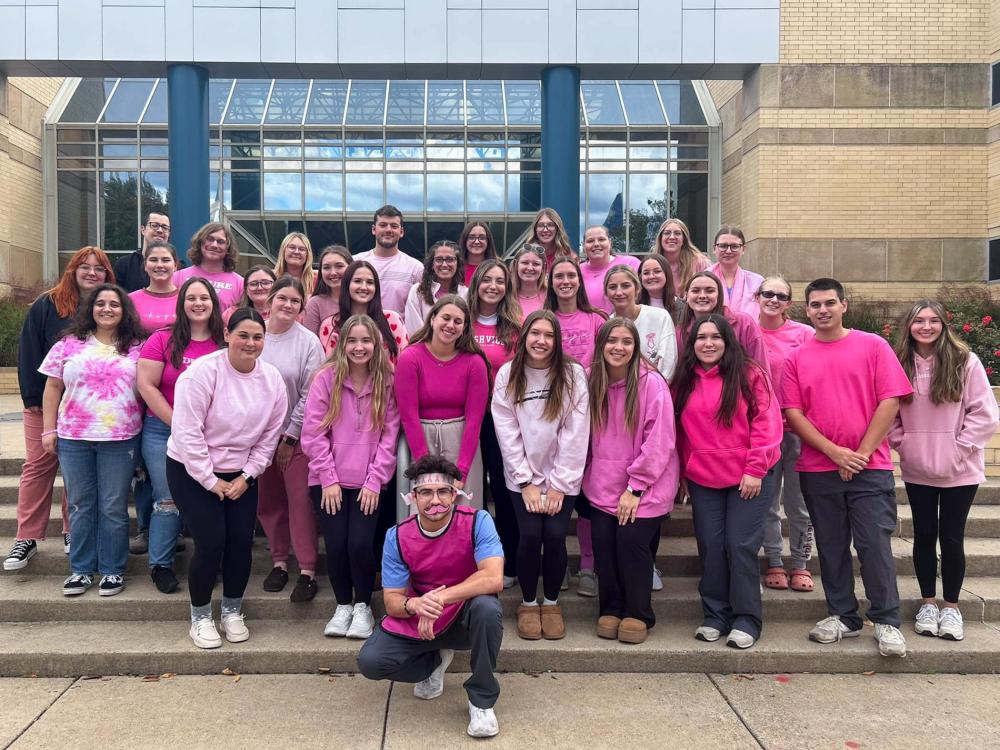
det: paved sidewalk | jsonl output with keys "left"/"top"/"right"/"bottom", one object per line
{"left": 2, "top": 672, "right": 998, "bottom": 749}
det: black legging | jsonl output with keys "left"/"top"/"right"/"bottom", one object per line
{"left": 509, "top": 490, "right": 577, "bottom": 601}
{"left": 166, "top": 457, "right": 258, "bottom": 608}
{"left": 480, "top": 412, "right": 519, "bottom": 577}
{"left": 311, "top": 485, "right": 377, "bottom": 606}
{"left": 590, "top": 508, "right": 663, "bottom": 628}
{"left": 905, "top": 482, "right": 978, "bottom": 603}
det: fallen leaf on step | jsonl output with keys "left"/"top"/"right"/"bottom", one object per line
{"left": 318, "top": 667, "right": 331, "bottom": 673}
{"left": 734, "top": 674, "right": 755, "bottom": 681}
{"left": 161, "top": 673, "right": 175, "bottom": 679}
{"left": 328, "top": 677, "right": 337, "bottom": 683}
{"left": 142, "top": 675, "right": 159, "bottom": 682}
{"left": 232, "top": 675, "right": 241, "bottom": 683}
{"left": 861, "top": 671, "right": 875, "bottom": 677}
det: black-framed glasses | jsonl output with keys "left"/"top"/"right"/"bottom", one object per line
{"left": 759, "top": 290, "right": 791, "bottom": 302}
{"left": 146, "top": 221, "right": 171, "bottom": 232}
{"left": 433, "top": 257, "right": 458, "bottom": 265}
{"left": 715, "top": 243, "right": 743, "bottom": 252}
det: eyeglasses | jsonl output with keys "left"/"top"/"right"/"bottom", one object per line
{"left": 759, "top": 290, "right": 791, "bottom": 302}
{"left": 248, "top": 280, "right": 274, "bottom": 290}
{"left": 78, "top": 265, "right": 108, "bottom": 275}
{"left": 661, "top": 229, "right": 684, "bottom": 238}
{"left": 536, "top": 222, "right": 556, "bottom": 231}
{"left": 204, "top": 237, "right": 228, "bottom": 246}
{"left": 715, "top": 243, "right": 744, "bottom": 252}
{"left": 146, "top": 222, "right": 171, "bottom": 232}
{"left": 467, "top": 235, "right": 488, "bottom": 243}
{"left": 415, "top": 487, "right": 457, "bottom": 501}
{"left": 433, "top": 257, "right": 458, "bottom": 266}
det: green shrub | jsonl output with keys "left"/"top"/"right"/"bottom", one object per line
{"left": 0, "top": 295, "right": 28, "bottom": 367}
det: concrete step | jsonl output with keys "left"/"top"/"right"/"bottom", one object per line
{"left": 1, "top": 572, "right": 997, "bottom": 624}
{"left": 9, "top": 535, "right": 1000, "bottom": 577}
{"left": 0, "top": 618, "right": 997, "bottom": 678}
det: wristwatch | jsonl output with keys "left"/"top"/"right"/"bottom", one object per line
{"left": 241, "top": 471, "right": 257, "bottom": 487}
{"left": 282, "top": 435, "right": 299, "bottom": 447}
{"left": 626, "top": 485, "right": 644, "bottom": 499}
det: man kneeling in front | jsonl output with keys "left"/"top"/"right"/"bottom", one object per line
{"left": 357, "top": 454, "right": 505, "bottom": 738}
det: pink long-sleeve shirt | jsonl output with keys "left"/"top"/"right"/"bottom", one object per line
{"left": 300, "top": 366, "right": 401, "bottom": 492}
{"left": 582, "top": 368, "right": 679, "bottom": 518}
{"left": 166, "top": 349, "right": 288, "bottom": 490}
{"left": 393, "top": 342, "right": 489, "bottom": 479}
{"left": 889, "top": 352, "right": 999, "bottom": 487}
{"left": 677, "top": 363, "right": 783, "bottom": 488}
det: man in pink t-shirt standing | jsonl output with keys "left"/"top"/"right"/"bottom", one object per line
{"left": 781, "top": 278, "right": 913, "bottom": 659}
{"left": 353, "top": 205, "right": 424, "bottom": 325}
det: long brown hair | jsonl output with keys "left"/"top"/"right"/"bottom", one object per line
{"left": 588, "top": 317, "right": 661, "bottom": 433}
{"left": 638, "top": 254, "right": 678, "bottom": 318}
{"left": 317, "top": 314, "right": 393, "bottom": 430}
{"left": 409, "top": 294, "right": 489, "bottom": 373}
{"left": 417, "top": 241, "right": 464, "bottom": 306}
{"left": 338, "top": 260, "right": 399, "bottom": 358}
{"left": 504, "top": 310, "right": 578, "bottom": 423}
{"left": 530, "top": 208, "right": 574, "bottom": 261}
{"left": 187, "top": 222, "right": 238, "bottom": 271}
{"left": 544, "top": 256, "right": 605, "bottom": 317}
{"left": 235, "top": 265, "right": 277, "bottom": 310}
{"left": 672, "top": 314, "right": 764, "bottom": 428}
{"left": 459, "top": 221, "right": 497, "bottom": 266}
{"left": 313, "top": 245, "right": 353, "bottom": 297}
{"left": 468, "top": 260, "right": 522, "bottom": 351}
{"left": 274, "top": 232, "right": 316, "bottom": 297}
{"left": 678, "top": 271, "right": 726, "bottom": 335}
{"left": 64, "top": 283, "right": 146, "bottom": 354}
{"left": 894, "top": 299, "right": 970, "bottom": 405}
{"left": 169, "top": 277, "right": 225, "bottom": 369}
{"left": 49, "top": 246, "right": 115, "bottom": 318}
{"left": 651, "top": 218, "right": 709, "bottom": 292}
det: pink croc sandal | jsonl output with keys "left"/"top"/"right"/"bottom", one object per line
{"left": 763, "top": 567, "right": 789, "bottom": 590}
{"left": 789, "top": 569, "right": 814, "bottom": 592}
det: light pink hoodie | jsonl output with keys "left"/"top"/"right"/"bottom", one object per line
{"left": 677, "top": 363, "right": 783, "bottom": 488}
{"left": 889, "top": 352, "right": 998, "bottom": 487}
{"left": 300, "top": 366, "right": 401, "bottom": 493}
{"left": 582, "top": 367, "right": 679, "bottom": 518}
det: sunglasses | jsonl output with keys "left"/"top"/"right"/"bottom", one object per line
{"left": 759, "top": 290, "right": 791, "bottom": 302}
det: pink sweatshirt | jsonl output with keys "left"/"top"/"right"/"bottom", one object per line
{"left": 555, "top": 309, "right": 605, "bottom": 367}
{"left": 888, "top": 352, "right": 999, "bottom": 487}
{"left": 582, "top": 368, "right": 679, "bottom": 518}
{"left": 677, "top": 364, "right": 783, "bottom": 488}
{"left": 300, "top": 366, "right": 401, "bottom": 492}
{"left": 303, "top": 294, "right": 339, "bottom": 336}
{"left": 393, "top": 342, "right": 489, "bottom": 479}
{"left": 677, "top": 308, "right": 771, "bottom": 381}
{"left": 491, "top": 361, "right": 591, "bottom": 494}
{"left": 707, "top": 262, "right": 765, "bottom": 319}
{"left": 166, "top": 349, "right": 288, "bottom": 490}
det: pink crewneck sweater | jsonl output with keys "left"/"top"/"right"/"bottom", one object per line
{"left": 393, "top": 342, "right": 489, "bottom": 478}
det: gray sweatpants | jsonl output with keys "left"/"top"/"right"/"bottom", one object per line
{"left": 800, "top": 469, "right": 901, "bottom": 630}
{"left": 762, "top": 432, "right": 814, "bottom": 569}
{"left": 356, "top": 594, "right": 503, "bottom": 708}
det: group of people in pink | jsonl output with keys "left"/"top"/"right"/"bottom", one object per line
{"left": 8, "top": 203, "right": 998, "bottom": 739}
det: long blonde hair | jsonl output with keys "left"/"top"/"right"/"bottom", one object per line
{"left": 894, "top": 299, "right": 970, "bottom": 405}
{"left": 274, "top": 232, "right": 316, "bottom": 297}
{"left": 510, "top": 244, "right": 549, "bottom": 299}
{"left": 318, "top": 314, "right": 393, "bottom": 430}
{"left": 588, "top": 316, "right": 661, "bottom": 433}
{"left": 651, "top": 218, "right": 709, "bottom": 292}
{"left": 530, "top": 208, "right": 574, "bottom": 261}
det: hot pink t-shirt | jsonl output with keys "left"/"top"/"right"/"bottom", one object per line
{"left": 473, "top": 319, "right": 516, "bottom": 382}
{"left": 580, "top": 255, "right": 641, "bottom": 314}
{"left": 760, "top": 320, "right": 814, "bottom": 399}
{"left": 173, "top": 266, "right": 244, "bottom": 310}
{"left": 139, "top": 329, "right": 221, "bottom": 411}
{"left": 780, "top": 329, "right": 913, "bottom": 472}
{"left": 129, "top": 289, "right": 178, "bottom": 332}
{"left": 555, "top": 309, "right": 605, "bottom": 367}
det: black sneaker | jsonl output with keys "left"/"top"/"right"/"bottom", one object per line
{"left": 63, "top": 573, "right": 94, "bottom": 596}
{"left": 99, "top": 574, "right": 125, "bottom": 597}
{"left": 129, "top": 530, "right": 148, "bottom": 555}
{"left": 263, "top": 566, "right": 289, "bottom": 592}
{"left": 4, "top": 540, "right": 38, "bottom": 571}
{"left": 290, "top": 574, "right": 318, "bottom": 603}
{"left": 150, "top": 565, "right": 179, "bottom": 594}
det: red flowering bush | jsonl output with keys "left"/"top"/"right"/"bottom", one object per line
{"left": 937, "top": 285, "right": 1000, "bottom": 386}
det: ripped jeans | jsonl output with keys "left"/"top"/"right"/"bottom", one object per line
{"left": 142, "top": 415, "right": 182, "bottom": 568}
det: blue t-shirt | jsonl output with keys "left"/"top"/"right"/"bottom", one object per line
{"left": 381, "top": 510, "right": 504, "bottom": 590}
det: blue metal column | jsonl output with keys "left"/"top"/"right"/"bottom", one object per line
{"left": 541, "top": 66, "right": 581, "bottom": 249}
{"left": 167, "top": 64, "right": 210, "bottom": 265}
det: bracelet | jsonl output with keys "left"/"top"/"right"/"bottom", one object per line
{"left": 41, "top": 429, "right": 57, "bottom": 437}
{"left": 402, "top": 597, "right": 412, "bottom": 617}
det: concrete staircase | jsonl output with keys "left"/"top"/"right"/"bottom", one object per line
{"left": 2, "top": 458, "right": 1000, "bottom": 677}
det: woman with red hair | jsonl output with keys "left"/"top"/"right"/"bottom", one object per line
{"left": 4, "top": 246, "right": 114, "bottom": 572}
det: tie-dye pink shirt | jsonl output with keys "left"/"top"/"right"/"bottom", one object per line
{"left": 39, "top": 335, "right": 143, "bottom": 441}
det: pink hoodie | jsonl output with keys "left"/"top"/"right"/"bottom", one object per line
{"left": 889, "top": 352, "right": 998, "bottom": 487}
{"left": 582, "top": 368, "right": 679, "bottom": 518}
{"left": 300, "top": 366, "right": 401, "bottom": 492}
{"left": 677, "top": 363, "right": 783, "bottom": 489}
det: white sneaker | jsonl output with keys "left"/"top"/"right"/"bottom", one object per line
{"left": 694, "top": 625, "right": 721, "bottom": 642}
{"left": 914, "top": 603, "right": 940, "bottom": 637}
{"left": 938, "top": 607, "right": 964, "bottom": 641}
{"left": 652, "top": 566, "right": 663, "bottom": 592}
{"left": 467, "top": 701, "right": 500, "bottom": 738}
{"left": 346, "top": 603, "right": 375, "bottom": 639}
{"left": 189, "top": 617, "right": 222, "bottom": 649}
{"left": 726, "top": 628, "right": 756, "bottom": 649}
{"left": 414, "top": 648, "right": 454, "bottom": 700}
{"left": 808, "top": 615, "right": 861, "bottom": 644}
{"left": 220, "top": 611, "right": 250, "bottom": 643}
{"left": 874, "top": 623, "right": 907, "bottom": 657}
{"left": 324, "top": 604, "right": 354, "bottom": 637}
{"left": 503, "top": 575, "right": 516, "bottom": 590}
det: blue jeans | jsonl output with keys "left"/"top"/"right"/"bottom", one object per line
{"left": 142, "top": 415, "right": 180, "bottom": 568}
{"left": 59, "top": 435, "right": 139, "bottom": 576}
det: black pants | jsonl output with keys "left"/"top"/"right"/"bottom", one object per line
{"left": 357, "top": 594, "right": 503, "bottom": 708}
{"left": 590, "top": 507, "right": 664, "bottom": 627}
{"left": 905, "top": 482, "right": 978, "bottom": 603}
{"left": 801, "top": 469, "right": 901, "bottom": 629}
{"left": 311, "top": 485, "right": 377, "bottom": 606}
{"left": 166, "top": 457, "right": 258, "bottom": 608}
{"left": 374, "top": 474, "right": 397, "bottom": 570}
{"left": 689, "top": 471, "right": 775, "bottom": 639}
{"left": 480, "top": 412, "right": 518, "bottom": 577}
{"left": 509, "top": 490, "right": 577, "bottom": 601}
